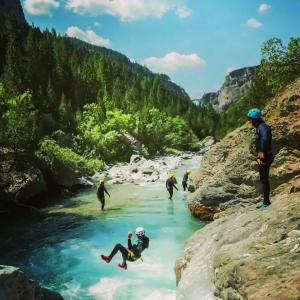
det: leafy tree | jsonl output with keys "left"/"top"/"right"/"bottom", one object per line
{"left": 0, "top": 91, "right": 40, "bottom": 149}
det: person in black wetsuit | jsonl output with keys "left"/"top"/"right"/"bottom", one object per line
{"left": 247, "top": 108, "right": 273, "bottom": 208}
{"left": 166, "top": 175, "right": 178, "bottom": 199}
{"left": 97, "top": 180, "right": 110, "bottom": 210}
{"left": 101, "top": 227, "right": 149, "bottom": 270}
{"left": 182, "top": 170, "right": 191, "bottom": 191}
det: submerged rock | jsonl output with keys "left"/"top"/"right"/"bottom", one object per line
{"left": 0, "top": 265, "right": 63, "bottom": 300}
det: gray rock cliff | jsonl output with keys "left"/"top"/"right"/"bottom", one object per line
{"left": 177, "top": 78, "right": 300, "bottom": 299}
{"left": 198, "top": 66, "right": 259, "bottom": 112}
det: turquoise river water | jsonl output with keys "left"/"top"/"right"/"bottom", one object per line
{"left": 0, "top": 156, "right": 204, "bottom": 300}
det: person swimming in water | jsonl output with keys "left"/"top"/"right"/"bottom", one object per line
{"left": 101, "top": 227, "right": 149, "bottom": 270}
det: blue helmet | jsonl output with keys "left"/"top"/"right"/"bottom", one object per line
{"left": 247, "top": 108, "right": 262, "bottom": 120}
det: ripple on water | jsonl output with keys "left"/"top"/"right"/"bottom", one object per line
{"left": 0, "top": 157, "right": 204, "bottom": 300}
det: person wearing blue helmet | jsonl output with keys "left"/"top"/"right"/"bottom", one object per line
{"left": 247, "top": 108, "right": 273, "bottom": 209}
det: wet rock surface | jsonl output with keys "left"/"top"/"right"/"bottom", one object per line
{"left": 0, "top": 265, "right": 63, "bottom": 300}
{"left": 177, "top": 79, "right": 300, "bottom": 299}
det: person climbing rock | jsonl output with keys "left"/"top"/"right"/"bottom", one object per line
{"left": 97, "top": 180, "right": 110, "bottom": 210}
{"left": 182, "top": 170, "right": 191, "bottom": 191}
{"left": 247, "top": 108, "right": 273, "bottom": 209}
{"left": 101, "top": 227, "right": 149, "bottom": 270}
{"left": 166, "top": 174, "right": 178, "bottom": 199}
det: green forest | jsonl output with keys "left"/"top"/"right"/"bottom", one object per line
{"left": 1, "top": 17, "right": 299, "bottom": 174}
{"left": 0, "top": 18, "right": 217, "bottom": 174}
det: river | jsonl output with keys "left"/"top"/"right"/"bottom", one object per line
{"left": 0, "top": 156, "right": 204, "bottom": 300}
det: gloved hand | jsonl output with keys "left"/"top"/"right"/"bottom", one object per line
{"left": 258, "top": 152, "right": 265, "bottom": 160}
{"left": 257, "top": 158, "right": 266, "bottom": 166}
{"left": 257, "top": 152, "right": 266, "bottom": 165}
{"left": 128, "top": 232, "right": 133, "bottom": 239}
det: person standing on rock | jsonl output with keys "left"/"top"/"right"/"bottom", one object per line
{"left": 182, "top": 170, "right": 191, "bottom": 191}
{"left": 166, "top": 174, "right": 178, "bottom": 199}
{"left": 247, "top": 108, "right": 273, "bottom": 209}
{"left": 97, "top": 180, "right": 110, "bottom": 210}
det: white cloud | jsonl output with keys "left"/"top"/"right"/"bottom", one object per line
{"left": 176, "top": 6, "right": 192, "bottom": 19}
{"left": 144, "top": 52, "right": 206, "bottom": 74}
{"left": 65, "top": 0, "right": 191, "bottom": 22}
{"left": 66, "top": 26, "right": 111, "bottom": 47}
{"left": 24, "top": 0, "right": 59, "bottom": 16}
{"left": 259, "top": 3, "right": 271, "bottom": 14}
{"left": 247, "top": 18, "right": 263, "bottom": 29}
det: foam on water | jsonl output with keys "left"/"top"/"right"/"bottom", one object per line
{"left": 88, "top": 277, "right": 140, "bottom": 300}
{"left": 142, "top": 290, "right": 176, "bottom": 300}
{"left": 0, "top": 156, "right": 204, "bottom": 299}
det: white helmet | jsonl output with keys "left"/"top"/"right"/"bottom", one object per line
{"left": 135, "top": 227, "right": 145, "bottom": 237}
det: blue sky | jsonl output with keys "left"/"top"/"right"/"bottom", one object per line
{"left": 22, "top": 0, "right": 300, "bottom": 99}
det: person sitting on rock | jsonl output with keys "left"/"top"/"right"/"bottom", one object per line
{"left": 101, "top": 227, "right": 149, "bottom": 270}
{"left": 182, "top": 170, "right": 191, "bottom": 191}
{"left": 247, "top": 108, "right": 273, "bottom": 209}
{"left": 97, "top": 180, "right": 110, "bottom": 210}
{"left": 166, "top": 174, "right": 178, "bottom": 199}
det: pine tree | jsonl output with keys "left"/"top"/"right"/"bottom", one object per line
{"left": 3, "top": 18, "right": 24, "bottom": 96}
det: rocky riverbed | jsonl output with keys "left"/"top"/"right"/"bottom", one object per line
{"left": 176, "top": 79, "right": 300, "bottom": 299}
{"left": 93, "top": 153, "right": 203, "bottom": 184}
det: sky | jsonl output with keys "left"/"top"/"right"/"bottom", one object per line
{"left": 21, "top": 0, "right": 300, "bottom": 99}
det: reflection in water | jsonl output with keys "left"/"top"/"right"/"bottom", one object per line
{"left": 0, "top": 157, "right": 204, "bottom": 300}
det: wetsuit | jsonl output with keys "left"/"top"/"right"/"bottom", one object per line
{"left": 97, "top": 184, "right": 110, "bottom": 210}
{"left": 166, "top": 178, "right": 178, "bottom": 199}
{"left": 182, "top": 173, "right": 189, "bottom": 191}
{"left": 255, "top": 121, "right": 273, "bottom": 205}
{"left": 108, "top": 236, "right": 149, "bottom": 264}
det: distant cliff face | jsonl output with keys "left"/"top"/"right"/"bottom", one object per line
{"left": 198, "top": 66, "right": 259, "bottom": 112}
{"left": 0, "top": 0, "right": 27, "bottom": 27}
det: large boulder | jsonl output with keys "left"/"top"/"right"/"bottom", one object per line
{"left": 177, "top": 186, "right": 300, "bottom": 300}
{"left": 0, "top": 265, "right": 63, "bottom": 300}
{"left": 189, "top": 78, "right": 300, "bottom": 220}
{"left": 38, "top": 154, "right": 78, "bottom": 188}
{"left": 177, "top": 78, "right": 300, "bottom": 299}
{"left": 0, "top": 149, "right": 47, "bottom": 205}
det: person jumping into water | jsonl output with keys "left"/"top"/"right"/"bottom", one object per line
{"left": 182, "top": 170, "right": 191, "bottom": 191}
{"left": 247, "top": 108, "right": 273, "bottom": 209}
{"left": 166, "top": 174, "right": 178, "bottom": 199}
{"left": 101, "top": 227, "right": 149, "bottom": 270}
{"left": 97, "top": 180, "right": 110, "bottom": 210}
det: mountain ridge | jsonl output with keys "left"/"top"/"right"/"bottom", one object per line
{"left": 197, "top": 66, "right": 259, "bottom": 112}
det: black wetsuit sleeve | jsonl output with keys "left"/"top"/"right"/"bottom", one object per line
{"left": 182, "top": 174, "right": 188, "bottom": 182}
{"left": 143, "top": 237, "right": 149, "bottom": 249}
{"left": 173, "top": 183, "right": 178, "bottom": 190}
{"left": 104, "top": 187, "right": 110, "bottom": 196}
{"left": 257, "top": 124, "right": 272, "bottom": 154}
{"left": 128, "top": 238, "right": 133, "bottom": 251}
